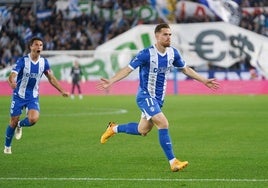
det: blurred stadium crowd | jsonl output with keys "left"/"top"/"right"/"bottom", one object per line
{"left": 0, "top": 0, "right": 268, "bottom": 69}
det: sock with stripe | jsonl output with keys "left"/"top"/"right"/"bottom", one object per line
{"left": 158, "top": 128, "right": 175, "bottom": 161}
{"left": 19, "top": 117, "right": 35, "bottom": 127}
{"left": 5, "top": 125, "right": 15, "bottom": 147}
{"left": 117, "top": 122, "right": 140, "bottom": 135}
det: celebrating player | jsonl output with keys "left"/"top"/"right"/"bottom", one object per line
{"left": 97, "top": 23, "right": 220, "bottom": 172}
{"left": 3, "top": 37, "right": 69, "bottom": 154}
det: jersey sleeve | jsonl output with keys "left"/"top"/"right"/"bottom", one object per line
{"left": 11, "top": 57, "right": 24, "bottom": 74}
{"left": 129, "top": 48, "right": 149, "bottom": 70}
{"left": 44, "top": 58, "right": 51, "bottom": 74}
{"left": 173, "top": 48, "right": 187, "bottom": 69}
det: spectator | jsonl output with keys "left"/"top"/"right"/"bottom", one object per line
{"left": 0, "top": 31, "right": 10, "bottom": 47}
{"left": 1, "top": 47, "right": 12, "bottom": 67}
{"left": 1, "top": 0, "right": 268, "bottom": 71}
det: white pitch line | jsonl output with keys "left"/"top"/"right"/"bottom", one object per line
{"left": 0, "top": 178, "right": 267, "bottom": 182}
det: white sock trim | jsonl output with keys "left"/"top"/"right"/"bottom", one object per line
{"left": 112, "top": 126, "right": 118, "bottom": 133}
{"left": 17, "top": 121, "right": 21, "bottom": 128}
{"left": 169, "top": 158, "right": 176, "bottom": 165}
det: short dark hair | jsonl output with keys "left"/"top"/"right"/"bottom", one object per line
{"left": 28, "top": 37, "right": 43, "bottom": 50}
{"left": 154, "top": 23, "right": 170, "bottom": 34}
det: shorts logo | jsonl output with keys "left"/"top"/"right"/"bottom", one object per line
{"left": 150, "top": 106, "right": 155, "bottom": 112}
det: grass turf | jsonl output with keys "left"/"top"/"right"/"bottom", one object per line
{"left": 0, "top": 95, "right": 267, "bottom": 187}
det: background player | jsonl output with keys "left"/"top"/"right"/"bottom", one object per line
{"left": 70, "top": 60, "right": 84, "bottom": 99}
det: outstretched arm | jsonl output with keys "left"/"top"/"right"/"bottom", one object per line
{"left": 181, "top": 66, "right": 220, "bottom": 91}
{"left": 45, "top": 71, "right": 69, "bottom": 97}
{"left": 97, "top": 66, "right": 133, "bottom": 90}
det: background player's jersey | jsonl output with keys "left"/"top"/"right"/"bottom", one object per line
{"left": 129, "top": 45, "right": 186, "bottom": 106}
{"left": 71, "top": 66, "right": 83, "bottom": 83}
{"left": 11, "top": 54, "right": 50, "bottom": 99}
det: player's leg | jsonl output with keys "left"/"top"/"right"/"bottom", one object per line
{"left": 137, "top": 116, "right": 154, "bottom": 136}
{"left": 100, "top": 118, "right": 155, "bottom": 144}
{"left": 151, "top": 112, "right": 175, "bottom": 163}
{"left": 4, "top": 116, "right": 20, "bottom": 154}
{"left": 15, "top": 99, "right": 40, "bottom": 140}
{"left": 100, "top": 117, "right": 139, "bottom": 144}
{"left": 19, "top": 97, "right": 40, "bottom": 127}
{"left": 71, "top": 81, "right": 75, "bottom": 99}
{"left": 77, "top": 83, "right": 81, "bottom": 94}
{"left": 152, "top": 112, "right": 188, "bottom": 172}
{"left": 77, "top": 83, "right": 83, "bottom": 99}
{"left": 19, "top": 109, "right": 39, "bottom": 127}
{"left": 115, "top": 117, "right": 154, "bottom": 135}
{"left": 100, "top": 96, "right": 157, "bottom": 143}
{"left": 74, "top": 82, "right": 77, "bottom": 93}
{"left": 4, "top": 96, "right": 24, "bottom": 154}
{"left": 71, "top": 81, "right": 76, "bottom": 94}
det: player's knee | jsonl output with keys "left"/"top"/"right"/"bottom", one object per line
{"left": 28, "top": 117, "right": 38, "bottom": 126}
{"left": 157, "top": 123, "right": 169, "bottom": 129}
{"left": 10, "top": 120, "right": 19, "bottom": 128}
{"left": 139, "top": 130, "right": 150, "bottom": 136}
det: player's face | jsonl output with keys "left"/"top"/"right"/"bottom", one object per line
{"left": 156, "top": 28, "right": 171, "bottom": 47}
{"left": 30, "top": 40, "right": 43, "bottom": 54}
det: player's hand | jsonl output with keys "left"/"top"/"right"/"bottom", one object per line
{"left": 9, "top": 81, "right": 17, "bottom": 89}
{"left": 96, "top": 78, "right": 111, "bottom": 90}
{"left": 204, "top": 78, "right": 220, "bottom": 91}
{"left": 61, "top": 91, "right": 70, "bottom": 97}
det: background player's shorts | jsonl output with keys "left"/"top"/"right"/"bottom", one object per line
{"left": 10, "top": 95, "right": 40, "bottom": 116}
{"left": 136, "top": 93, "right": 162, "bottom": 120}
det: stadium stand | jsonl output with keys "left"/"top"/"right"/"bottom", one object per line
{"left": 0, "top": 0, "right": 268, "bottom": 70}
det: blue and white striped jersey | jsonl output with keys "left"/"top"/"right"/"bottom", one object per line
{"left": 129, "top": 45, "right": 186, "bottom": 105}
{"left": 11, "top": 54, "right": 50, "bottom": 99}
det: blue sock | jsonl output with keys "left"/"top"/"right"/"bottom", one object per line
{"left": 117, "top": 122, "right": 140, "bottom": 135}
{"left": 19, "top": 117, "right": 34, "bottom": 127}
{"left": 5, "top": 125, "right": 15, "bottom": 147}
{"left": 159, "top": 129, "right": 175, "bottom": 160}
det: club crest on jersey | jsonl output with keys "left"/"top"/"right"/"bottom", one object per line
{"left": 39, "top": 66, "right": 44, "bottom": 73}
{"left": 168, "top": 59, "right": 174, "bottom": 66}
{"left": 150, "top": 106, "right": 155, "bottom": 112}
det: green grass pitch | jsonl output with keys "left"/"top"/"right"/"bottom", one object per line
{"left": 0, "top": 95, "right": 267, "bottom": 188}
